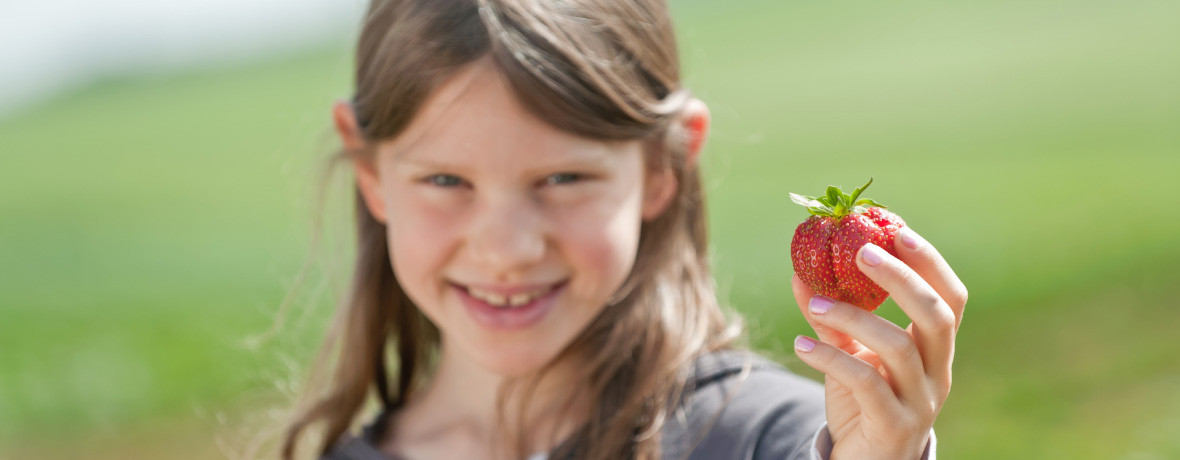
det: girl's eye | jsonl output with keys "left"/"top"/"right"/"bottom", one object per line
{"left": 425, "top": 174, "right": 464, "bottom": 187}
{"left": 543, "top": 173, "right": 583, "bottom": 186}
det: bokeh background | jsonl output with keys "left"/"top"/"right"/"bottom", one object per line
{"left": 2, "top": 0, "right": 1178, "bottom": 458}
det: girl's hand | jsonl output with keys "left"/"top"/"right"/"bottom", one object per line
{"left": 791, "top": 227, "right": 967, "bottom": 460}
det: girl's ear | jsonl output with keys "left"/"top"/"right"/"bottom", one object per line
{"left": 682, "top": 98, "right": 710, "bottom": 169}
{"left": 332, "top": 100, "right": 388, "bottom": 223}
{"left": 642, "top": 98, "right": 710, "bottom": 221}
{"left": 332, "top": 99, "right": 367, "bottom": 152}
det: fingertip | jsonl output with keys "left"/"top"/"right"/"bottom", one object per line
{"left": 791, "top": 273, "right": 815, "bottom": 305}
{"left": 794, "top": 335, "right": 817, "bottom": 353}
{"left": 859, "top": 243, "right": 887, "bottom": 267}
{"left": 898, "top": 226, "right": 924, "bottom": 251}
{"left": 792, "top": 273, "right": 854, "bottom": 347}
{"left": 791, "top": 273, "right": 811, "bottom": 293}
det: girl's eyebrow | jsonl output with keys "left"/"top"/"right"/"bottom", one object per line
{"left": 396, "top": 143, "right": 618, "bottom": 171}
{"left": 394, "top": 154, "right": 467, "bottom": 171}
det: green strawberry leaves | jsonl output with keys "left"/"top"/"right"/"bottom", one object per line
{"left": 789, "top": 192, "right": 834, "bottom": 215}
{"left": 790, "top": 178, "right": 888, "bottom": 217}
{"left": 826, "top": 187, "right": 843, "bottom": 209}
{"left": 847, "top": 178, "right": 872, "bottom": 205}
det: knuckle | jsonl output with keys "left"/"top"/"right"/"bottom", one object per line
{"left": 895, "top": 266, "right": 922, "bottom": 286}
{"left": 951, "top": 285, "right": 970, "bottom": 308}
{"left": 888, "top": 331, "right": 920, "bottom": 363}
{"left": 815, "top": 345, "right": 839, "bottom": 368}
{"left": 851, "top": 362, "right": 880, "bottom": 390}
{"left": 915, "top": 288, "right": 943, "bottom": 309}
{"left": 830, "top": 302, "right": 861, "bottom": 323}
{"left": 923, "top": 398, "right": 941, "bottom": 420}
{"left": 931, "top": 306, "right": 957, "bottom": 334}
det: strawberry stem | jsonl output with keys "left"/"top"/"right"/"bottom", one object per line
{"left": 790, "top": 178, "right": 887, "bottom": 218}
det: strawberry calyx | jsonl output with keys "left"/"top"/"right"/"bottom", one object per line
{"left": 789, "top": 177, "right": 887, "bottom": 218}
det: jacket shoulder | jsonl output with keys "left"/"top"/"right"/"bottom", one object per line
{"left": 662, "top": 349, "right": 826, "bottom": 460}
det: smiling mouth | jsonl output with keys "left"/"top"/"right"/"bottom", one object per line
{"left": 454, "top": 282, "right": 564, "bottom": 309}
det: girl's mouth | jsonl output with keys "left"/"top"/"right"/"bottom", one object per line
{"left": 452, "top": 281, "right": 568, "bottom": 330}
{"left": 464, "top": 284, "right": 556, "bottom": 308}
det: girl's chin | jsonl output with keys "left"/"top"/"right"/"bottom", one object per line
{"left": 472, "top": 343, "right": 566, "bottom": 378}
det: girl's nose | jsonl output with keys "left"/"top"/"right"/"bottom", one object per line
{"left": 466, "top": 196, "right": 547, "bottom": 272}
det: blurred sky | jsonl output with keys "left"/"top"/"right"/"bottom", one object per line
{"left": 0, "top": 0, "right": 366, "bottom": 119}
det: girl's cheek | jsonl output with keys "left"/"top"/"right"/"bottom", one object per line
{"left": 550, "top": 194, "right": 643, "bottom": 286}
{"left": 385, "top": 190, "right": 467, "bottom": 282}
{"left": 388, "top": 183, "right": 469, "bottom": 234}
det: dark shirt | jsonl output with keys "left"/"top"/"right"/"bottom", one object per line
{"left": 321, "top": 349, "right": 827, "bottom": 460}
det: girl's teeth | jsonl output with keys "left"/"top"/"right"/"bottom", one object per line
{"left": 467, "top": 286, "right": 552, "bottom": 308}
{"left": 509, "top": 293, "right": 531, "bottom": 307}
{"left": 484, "top": 292, "right": 506, "bottom": 306}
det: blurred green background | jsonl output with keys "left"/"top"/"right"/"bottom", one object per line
{"left": 2, "top": 0, "right": 1179, "bottom": 458}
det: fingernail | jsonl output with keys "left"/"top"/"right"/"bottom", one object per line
{"left": 809, "top": 295, "right": 835, "bottom": 315}
{"left": 861, "top": 244, "right": 886, "bottom": 266}
{"left": 899, "top": 227, "right": 921, "bottom": 250}
{"left": 795, "top": 335, "right": 817, "bottom": 352}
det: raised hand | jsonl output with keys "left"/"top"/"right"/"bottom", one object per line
{"left": 792, "top": 226, "right": 967, "bottom": 460}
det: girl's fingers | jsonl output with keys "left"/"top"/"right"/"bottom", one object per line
{"left": 893, "top": 227, "right": 969, "bottom": 329}
{"left": 791, "top": 274, "right": 859, "bottom": 353}
{"left": 794, "top": 335, "right": 901, "bottom": 420}
{"left": 805, "top": 296, "right": 929, "bottom": 404}
{"left": 856, "top": 243, "right": 957, "bottom": 388}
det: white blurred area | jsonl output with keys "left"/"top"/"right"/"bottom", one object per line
{"left": 0, "top": 0, "right": 367, "bottom": 118}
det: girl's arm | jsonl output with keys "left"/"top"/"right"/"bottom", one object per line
{"left": 791, "top": 226, "right": 967, "bottom": 460}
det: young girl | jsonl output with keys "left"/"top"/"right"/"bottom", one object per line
{"left": 280, "top": 0, "right": 967, "bottom": 459}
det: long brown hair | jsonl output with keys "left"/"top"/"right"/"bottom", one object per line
{"left": 281, "top": 0, "right": 742, "bottom": 458}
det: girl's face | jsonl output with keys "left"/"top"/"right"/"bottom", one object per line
{"left": 352, "top": 60, "right": 675, "bottom": 376}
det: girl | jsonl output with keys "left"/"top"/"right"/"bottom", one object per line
{"left": 280, "top": 0, "right": 966, "bottom": 459}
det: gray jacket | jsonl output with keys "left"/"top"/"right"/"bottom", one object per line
{"left": 320, "top": 349, "right": 830, "bottom": 460}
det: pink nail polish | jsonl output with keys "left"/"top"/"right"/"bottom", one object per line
{"left": 809, "top": 295, "right": 835, "bottom": 314}
{"left": 795, "top": 336, "right": 817, "bottom": 352}
{"left": 861, "top": 244, "right": 885, "bottom": 266}
{"left": 900, "top": 227, "right": 921, "bottom": 250}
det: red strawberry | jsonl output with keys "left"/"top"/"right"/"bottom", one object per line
{"left": 790, "top": 178, "right": 906, "bottom": 311}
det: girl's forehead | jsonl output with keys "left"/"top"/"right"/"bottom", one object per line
{"left": 383, "top": 59, "right": 637, "bottom": 165}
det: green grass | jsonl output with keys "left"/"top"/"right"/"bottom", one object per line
{"left": 2, "top": 0, "right": 1179, "bottom": 458}
{"left": 0, "top": 50, "right": 352, "bottom": 443}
